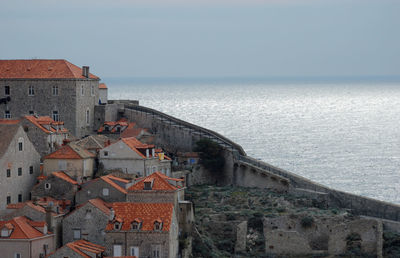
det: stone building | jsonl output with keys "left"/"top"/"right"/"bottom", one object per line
{"left": 105, "top": 202, "right": 179, "bottom": 258}
{"left": 74, "top": 134, "right": 113, "bottom": 155}
{"left": 21, "top": 115, "right": 69, "bottom": 157}
{"left": 75, "top": 174, "right": 129, "bottom": 205}
{"left": 0, "top": 216, "right": 55, "bottom": 257}
{"left": 31, "top": 171, "right": 80, "bottom": 202}
{"left": 62, "top": 198, "right": 112, "bottom": 246}
{"left": 99, "top": 83, "right": 108, "bottom": 105}
{"left": 99, "top": 137, "right": 171, "bottom": 176}
{"left": 0, "top": 121, "right": 40, "bottom": 210}
{"left": 43, "top": 143, "right": 95, "bottom": 183}
{"left": 47, "top": 239, "right": 105, "bottom": 258}
{"left": 0, "top": 59, "right": 102, "bottom": 137}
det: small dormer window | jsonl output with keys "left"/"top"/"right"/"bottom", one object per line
{"left": 154, "top": 221, "right": 162, "bottom": 231}
{"left": 45, "top": 183, "right": 51, "bottom": 190}
{"left": 131, "top": 220, "right": 142, "bottom": 230}
{"left": 102, "top": 188, "right": 109, "bottom": 196}
{"left": 114, "top": 222, "right": 121, "bottom": 230}
{"left": 1, "top": 228, "right": 9, "bottom": 237}
{"left": 104, "top": 126, "right": 109, "bottom": 132}
{"left": 144, "top": 182, "right": 152, "bottom": 190}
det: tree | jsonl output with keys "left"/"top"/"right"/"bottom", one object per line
{"left": 194, "top": 138, "right": 225, "bottom": 173}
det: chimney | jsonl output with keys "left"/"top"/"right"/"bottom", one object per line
{"left": 82, "top": 66, "right": 90, "bottom": 78}
{"left": 45, "top": 206, "right": 54, "bottom": 232}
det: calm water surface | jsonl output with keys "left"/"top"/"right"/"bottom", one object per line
{"left": 110, "top": 81, "right": 400, "bottom": 204}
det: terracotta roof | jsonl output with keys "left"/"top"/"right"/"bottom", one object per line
{"left": 48, "top": 240, "right": 105, "bottom": 258}
{"left": 106, "top": 203, "right": 174, "bottom": 232}
{"left": 7, "top": 197, "right": 70, "bottom": 216}
{"left": 0, "top": 59, "right": 99, "bottom": 79}
{"left": 99, "top": 83, "right": 108, "bottom": 89}
{"left": 0, "top": 119, "right": 20, "bottom": 125}
{"left": 101, "top": 175, "right": 128, "bottom": 194}
{"left": 0, "top": 123, "right": 21, "bottom": 158}
{"left": 0, "top": 216, "right": 49, "bottom": 239}
{"left": 120, "top": 137, "right": 156, "bottom": 159}
{"left": 74, "top": 135, "right": 113, "bottom": 150}
{"left": 88, "top": 198, "right": 111, "bottom": 216}
{"left": 98, "top": 119, "right": 130, "bottom": 133}
{"left": 52, "top": 171, "right": 79, "bottom": 185}
{"left": 44, "top": 143, "right": 95, "bottom": 159}
{"left": 24, "top": 115, "right": 68, "bottom": 134}
{"left": 128, "top": 172, "right": 180, "bottom": 191}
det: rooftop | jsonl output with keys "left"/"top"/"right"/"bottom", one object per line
{"left": 44, "top": 143, "right": 95, "bottom": 160}
{"left": 0, "top": 59, "right": 99, "bottom": 79}
{"left": 24, "top": 115, "right": 68, "bottom": 134}
{"left": 128, "top": 172, "right": 183, "bottom": 191}
{"left": 0, "top": 216, "right": 49, "bottom": 239}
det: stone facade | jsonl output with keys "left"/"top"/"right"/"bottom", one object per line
{"left": 31, "top": 173, "right": 79, "bottom": 202}
{"left": 75, "top": 176, "right": 128, "bottom": 205}
{"left": 0, "top": 234, "right": 55, "bottom": 258}
{"left": 0, "top": 60, "right": 101, "bottom": 138}
{"left": 0, "top": 124, "right": 40, "bottom": 210}
{"left": 62, "top": 199, "right": 110, "bottom": 246}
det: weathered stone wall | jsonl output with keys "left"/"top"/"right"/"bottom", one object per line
{"left": 75, "top": 179, "right": 126, "bottom": 205}
{"left": 0, "top": 234, "right": 55, "bottom": 258}
{"left": 31, "top": 176, "right": 78, "bottom": 202}
{"left": 47, "top": 245, "right": 90, "bottom": 258}
{"left": 43, "top": 158, "right": 94, "bottom": 183}
{"left": 0, "top": 126, "right": 41, "bottom": 210}
{"left": 62, "top": 201, "right": 109, "bottom": 246}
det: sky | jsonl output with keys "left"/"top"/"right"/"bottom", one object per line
{"left": 0, "top": 0, "right": 399, "bottom": 79}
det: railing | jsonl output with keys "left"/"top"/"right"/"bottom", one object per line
{"left": 123, "top": 103, "right": 246, "bottom": 156}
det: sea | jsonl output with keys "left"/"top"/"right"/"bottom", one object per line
{"left": 107, "top": 77, "right": 400, "bottom": 204}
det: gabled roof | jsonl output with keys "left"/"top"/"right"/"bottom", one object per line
{"left": 6, "top": 197, "right": 70, "bottom": 216}
{"left": 52, "top": 171, "right": 79, "bottom": 185}
{"left": 0, "top": 216, "right": 49, "bottom": 239}
{"left": 0, "top": 122, "right": 21, "bottom": 158}
{"left": 74, "top": 135, "right": 113, "bottom": 150}
{"left": 106, "top": 203, "right": 174, "bottom": 232}
{"left": 99, "top": 83, "right": 108, "bottom": 89}
{"left": 128, "top": 172, "right": 182, "bottom": 191}
{"left": 119, "top": 137, "right": 156, "bottom": 159}
{"left": 48, "top": 240, "right": 105, "bottom": 258}
{"left": 100, "top": 175, "right": 129, "bottom": 194}
{"left": 44, "top": 143, "right": 95, "bottom": 159}
{"left": 23, "top": 115, "right": 68, "bottom": 134}
{"left": 88, "top": 198, "right": 112, "bottom": 216}
{"left": 0, "top": 59, "right": 99, "bottom": 79}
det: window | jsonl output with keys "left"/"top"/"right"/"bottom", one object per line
{"left": 6, "top": 196, "right": 11, "bottom": 205}
{"left": 104, "top": 151, "right": 108, "bottom": 157}
{"left": 113, "top": 245, "right": 122, "bottom": 256}
{"left": 4, "top": 110, "right": 10, "bottom": 119}
{"left": 91, "top": 85, "right": 94, "bottom": 96}
{"left": 14, "top": 253, "right": 21, "bottom": 258}
{"left": 114, "top": 222, "right": 120, "bottom": 230}
{"left": 28, "top": 85, "right": 35, "bottom": 96}
{"left": 18, "top": 142, "right": 23, "bottom": 151}
{"left": 52, "top": 85, "right": 58, "bottom": 96}
{"left": 58, "top": 160, "right": 67, "bottom": 170}
{"left": 18, "top": 167, "right": 22, "bottom": 176}
{"left": 130, "top": 247, "right": 139, "bottom": 257}
{"left": 73, "top": 229, "right": 81, "bottom": 240}
{"left": 86, "top": 109, "right": 90, "bottom": 124}
{"left": 131, "top": 221, "right": 141, "bottom": 230}
{"left": 1, "top": 228, "right": 9, "bottom": 237}
{"left": 29, "top": 110, "right": 34, "bottom": 115}
{"left": 144, "top": 181, "right": 152, "bottom": 190}
{"left": 18, "top": 194, "right": 22, "bottom": 203}
{"left": 152, "top": 245, "right": 161, "bottom": 258}
{"left": 52, "top": 111, "right": 59, "bottom": 122}
{"left": 154, "top": 221, "right": 162, "bottom": 231}
{"left": 102, "top": 188, "right": 109, "bottom": 196}
{"left": 81, "top": 85, "right": 84, "bottom": 96}
{"left": 6, "top": 169, "right": 10, "bottom": 178}
{"left": 29, "top": 166, "right": 33, "bottom": 174}
{"left": 45, "top": 183, "right": 51, "bottom": 190}
{"left": 5, "top": 86, "right": 10, "bottom": 96}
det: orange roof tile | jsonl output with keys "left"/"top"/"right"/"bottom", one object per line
{"left": 44, "top": 144, "right": 95, "bottom": 159}
{"left": 88, "top": 198, "right": 111, "bottom": 216}
{"left": 65, "top": 239, "right": 105, "bottom": 257}
{"left": 0, "top": 119, "right": 20, "bottom": 125}
{"left": 120, "top": 137, "right": 156, "bottom": 158}
{"left": 99, "top": 83, "right": 108, "bottom": 89}
{"left": 106, "top": 203, "right": 173, "bottom": 232}
{"left": 128, "top": 172, "right": 179, "bottom": 191}
{"left": 52, "top": 171, "right": 79, "bottom": 185}
{"left": 0, "top": 59, "right": 99, "bottom": 79}
{"left": 24, "top": 115, "right": 67, "bottom": 134}
{"left": 101, "top": 175, "right": 128, "bottom": 194}
{"left": 0, "top": 216, "right": 49, "bottom": 239}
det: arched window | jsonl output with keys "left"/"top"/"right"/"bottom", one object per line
{"left": 131, "top": 219, "right": 142, "bottom": 230}
{"left": 18, "top": 137, "right": 24, "bottom": 151}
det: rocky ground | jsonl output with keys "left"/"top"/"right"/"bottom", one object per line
{"left": 185, "top": 185, "right": 400, "bottom": 258}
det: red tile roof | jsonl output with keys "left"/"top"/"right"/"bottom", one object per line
{"left": 0, "top": 59, "right": 99, "bottom": 79}
{"left": 24, "top": 116, "right": 68, "bottom": 134}
{"left": 48, "top": 240, "right": 105, "bottom": 258}
{"left": 99, "top": 83, "right": 108, "bottom": 89}
{"left": 120, "top": 137, "right": 155, "bottom": 159}
{"left": 128, "top": 172, "right": 181, "bottom": 191}
{"left": 7, "top": 197, "right": 70, "bottom": 216}
{"left": 106, "top": 203, "right": 174, "bottom": 232}
{"left": 101, "top": 175, "right": 128, "bottom": 194}
{"left": 52, "top": 171, "right": 79, "bottom": 185}
{"left": 44, "top": 144, "right": 95, "bottom": 159}
{"left": 0, "top": 119, "right": 20, "bottom": 125}
{"left": 88, "top": 198, "right": 111, "bottom": 216}
{"left": 0, "top": 216, "right": 49, "bottom": 239}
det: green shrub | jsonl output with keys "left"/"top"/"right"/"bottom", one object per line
{"left": 301, "top": 216, "right": 314, "bottom": 228}
{"left": 194, "top": 139, "right": 225, "bottom": 173}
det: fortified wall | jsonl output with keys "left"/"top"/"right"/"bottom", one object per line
{"left": 98, "top": 100, "right": 400, "bottom": 223}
